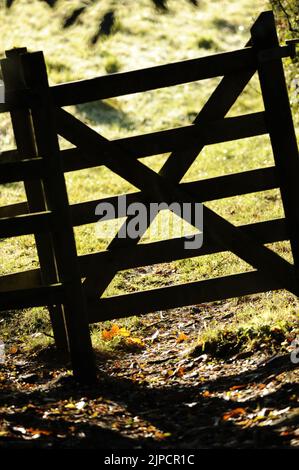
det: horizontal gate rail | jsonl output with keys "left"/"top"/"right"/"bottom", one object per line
{"left": 0, "top": 211, "right": 55, "bottom": 238}
{"left": 0, "top": 283, "right": 64, "bottom": 311}
{"left": 51, "top": 47, "right": 257, "bottom": 106}
{"left": 0, "top": 158, "right": 45, "bottom": 183}
{"left": 0, "top": 166, "right": 279, "bottom": 223}
{"left": 87, "top": 271, "right": 283, "bottom": 323}
{"left": 0, "top": 217, "right": 288, "bottom": 295}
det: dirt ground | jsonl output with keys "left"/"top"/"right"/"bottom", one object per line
{"left": 0, "top": 306, "right": 298, "bottom": 449}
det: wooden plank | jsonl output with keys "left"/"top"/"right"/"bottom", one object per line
{"left": 0, "top": 165, "right": 279, "bottom": 223}
{"left": 0, "top": 149, "right": 20, "bottom": 162}
{"left": 251, "top": 12, "right": 299, "bottom": 279}
{"left": 59, "top": 113, "right": 267, "bottom": 170}
{"left": 0, "top": 158, "right": 45, "bottom": 183}
{"left": 0, "top": 284, "right": 65, "bottom": 311}
{"left": 0, "top": 202, "right": 28, "bottom": 219}
{"left": 2, "top": 50, "right": 69, "bottom": 352}
{"left": 87, "top": 271, "right": 283, "bottom": 323}
{"left": 0, "top": 217, "right": 288, "bottom": 294}
{"left": 60, "top": 113, "right": 267, "bottom": 172}
{"left": 20, "top": 51, "right": 96, "bottom": 382}
{"left": 51, "top": 48, "right": 257, "bottom": 106}
{"left": 0, "top": 269, "right": 41, "bottom": 293}
{"left": 0, "top": 211, "right": 55, "bottom": 238}
{"left": 79, "top": 218, "right": 288, "bottom": 276}
{"left": 57, "top": 108, "right": 298, "bottom": 297}
{"left": 69, "top": 166, "right": 278, "bottom": 226}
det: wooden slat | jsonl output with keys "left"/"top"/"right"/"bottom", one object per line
{"left": 51, "top": 48, "right": 257, "bottom": 106}
{"left": 87, "top": 271, "right": 284, "bottom": 323}
{"left": 251, "top": 12, "right": 299, "bottom": 279}
{"left": 0, "top": 211, "right": 55, "bottom": 238}
{"left": 0, "top": 166, "right": 279, "bottom": 224}
{"left": 0, "top": 202, "right": 28, "bottom": 219}
{"left": 0, "top": 269, "right": 41, "bottom": 293}
{"left": 59, "top": 113, "right": 267, "bottom": 172}
{"left": 21, "top": 51, "right": 96, "bottom": 382}
{"left": 0, "top": 149, "right": 20, "bottom": 162}
{"left": 0, "top": 158, "right": 44, "bottom": 183}
{"left": 112, "top": 112, "right": 267, "bottom": 154}
{"left": 70, "top": 166, "right": 278, "bottom": 226}
{"left": 0, "top": 218, "right": 288, "bottom": 294}
{"left": 79, "top": 218, "right": 288, "bottom": 276}
{"left": 0, "top": 284, "right": 64, "bottom": 311}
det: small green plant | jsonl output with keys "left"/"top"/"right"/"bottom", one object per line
{"left": 197, "top": 36, "right": 218, "bottom": 50}
{"left": 104, "top": 55, "right": 121, "bottom": 74}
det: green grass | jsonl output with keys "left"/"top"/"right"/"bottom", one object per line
{"left": 0, "top": 0, "right": 299, "bottom": 355}
{"left": 189, "top": 292, "right": 299, "bottom": 358}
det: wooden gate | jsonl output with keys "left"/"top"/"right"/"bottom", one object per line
{"left": 0, "top": 11, "right": 299, "bottom": 381}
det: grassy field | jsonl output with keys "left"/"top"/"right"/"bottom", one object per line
{"left": 0, "top": 0, "right": 298, "bottom": 353}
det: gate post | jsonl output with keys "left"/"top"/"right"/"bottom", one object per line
{"left": 19, "top": 50, "right": 96, "bottom": 383}
{"left": 251, "top": 11, "right": 299, "bottom": 285}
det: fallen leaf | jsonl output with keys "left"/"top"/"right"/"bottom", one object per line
{"left": 125, "top": 337, "right": 145, "bottom": 349}
{"left": 65, "top": 403, "right": 76, "bottom": 409}
{"left": 155, "top": 431, "right": 172, "bottom": 440}
{"left": 229, "top": 384, "right": 247, "bottom": 391}
{"left": 9, "top": 345, "right": 18, "bottom": 354}
{"left": 176, "top": 332, "right": 189, "bottom": 343}
{"left": 27, "top": 428, "right": 51, "bottom": 436}
{"left": 176, "top": 366, "right": 186, "bottom": 377}
{"left": 102, "top": 324, "right": 131, "bottom": 341}
{"left": 118, "top": 327, "right": 131, "bottom": 337}
{"left": 222, "top": 408, "right": 247, "bottom": 421}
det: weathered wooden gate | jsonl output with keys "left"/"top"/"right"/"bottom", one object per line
{"left": 0, "top": 11, "right": 299, "bottom": 381}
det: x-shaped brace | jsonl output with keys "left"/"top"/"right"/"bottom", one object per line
{"left": 55, "top": 48, "right": 298, "bottom": 304}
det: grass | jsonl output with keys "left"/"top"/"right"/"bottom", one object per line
{"left": 0, "top": 0, "right": 298, "bottom": 355}
{"left": 190, "top": 293, "right": 299, "bottom": 358}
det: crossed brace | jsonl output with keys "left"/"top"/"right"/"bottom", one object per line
{"left": 55, "top": 54, "right": 298, "bottom": 304}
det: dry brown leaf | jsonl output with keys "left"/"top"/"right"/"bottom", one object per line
{"left": 27, "top": 428, "right": 51, "bottom": 436}
{"left": 102, "top": 324, "right": 131, "bottom": 341}
{"left": 222, "top": 408, "right": 247, "bottom": 421}
{"left": 125, "top": 337, "right": 145, "bottom": 349}
{"left": 9, "top": 345, "right": 18, "bottom": 354}
{"left": 176, "top": 332, "right": 189, "bottom": 343}
{"left": 229, "top": 384, "right": 247, "bottom": 391}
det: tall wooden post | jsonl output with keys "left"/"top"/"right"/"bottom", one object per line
{"left": 251, "top": 11, "right": 299, "bottom": 281}
{"left": 19, "top": 50, "right": 96, "bottom": 382}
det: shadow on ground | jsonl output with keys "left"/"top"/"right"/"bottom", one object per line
{"left": 0, "top": 349, "right": 298, "bottom": 449}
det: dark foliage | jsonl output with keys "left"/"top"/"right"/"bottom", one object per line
{"left": 270, "top": 0, "right": 299, "bottom": 34}
{"left": 90, "top": 11, "right": 115, "bottom": 45}
{"left": 63, "top": 6, "right": 87, "bottom": 29}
